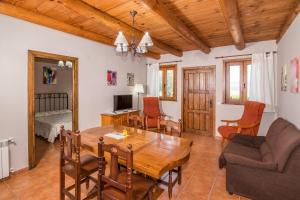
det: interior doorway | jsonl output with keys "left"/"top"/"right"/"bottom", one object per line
{"left": 28, "top": 50, "right": 78, "bottom": 169}
{"left": 182, "top": 66, "right": 216, "bottom": 135}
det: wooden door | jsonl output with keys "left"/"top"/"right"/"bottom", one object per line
{"left": 183, "top": 66, "right": 215, "bottom": 135}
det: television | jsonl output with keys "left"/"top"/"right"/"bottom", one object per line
{"left": 113, "top": 95, "right": 133, "bottom": 112}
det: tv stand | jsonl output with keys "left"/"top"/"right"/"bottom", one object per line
{"left": 100, "top": 110, "right": 140, "bottom": 126}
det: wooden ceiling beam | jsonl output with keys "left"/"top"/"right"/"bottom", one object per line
{"left": 277, "top": 2, "right": 300, "bottom": 43}
{"left": 0, "top": 2, "right": 160, "bottom": 60}
{"left": 60, "top": 0, "right": 182, "bottom": 57}
{"left": 140, "top": 0, "right": 210, "bottom": 54}
{"left": 218, "top": 0, "right": 245, "bottom": 50}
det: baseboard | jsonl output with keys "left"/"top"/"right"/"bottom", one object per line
{"left": 10, "top": 167, "right": 29, "bottom": 175}
{"left": 214, "top": 135, "right": 223, "bottom": 140}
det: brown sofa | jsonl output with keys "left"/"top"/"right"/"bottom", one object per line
{"left": 219, "top": 118, "right": 300, "bottom": 200}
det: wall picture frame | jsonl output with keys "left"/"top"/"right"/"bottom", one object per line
{"left": 290, "top": 57, "right": 299, "bottom": 93}
{"left": 127, "top": 73, "right": 134, "bottom": 86}
{"left": 281, "top": 64, "right": 288, "bottom": 91}
{"left": 43, "top": 66, "right": 57, "bottom": 85}
{"left": 107, "top": 70, "right": 117, "bottom": 86}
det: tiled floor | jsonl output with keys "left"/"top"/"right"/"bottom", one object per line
{"left": 0, "top": 133, "right": 249, "bottom": 200}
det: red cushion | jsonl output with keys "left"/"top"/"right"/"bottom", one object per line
{"left": 240, "top": 101, "right": 265, "bottom": 135}
{"left": 143, "top": 97, "right": 160, "bottom": 118}
{"left": 147, "top": 117, "right": 158, "bottom": 128}
{"left": 218, "top": 126, "right": 239, "bottom": 139}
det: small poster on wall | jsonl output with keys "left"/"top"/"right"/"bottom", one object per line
{"left": 127, "top": 73, "right": 134, "bottom": 86}
{"left": 107, "top": 70, "right": 117, "bottom": 86}
{"left": 290, "top": 57, "right": 299, "bottom": 93}
{"left": 43, "top": 66, "right": 57, "bottom": 85}
{"left": 281, "top": 64, "right": 288, "bottom": 91}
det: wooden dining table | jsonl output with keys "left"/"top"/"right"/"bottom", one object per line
{"left": 81, "top": 125, "right": 193, "bottom": 179}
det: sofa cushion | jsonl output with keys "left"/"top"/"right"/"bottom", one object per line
{"left": 266, "top": 118, "right": 291, "bottom": 148}
{"left": 260, "top": 142, "right": 274, "bottom": 163}
{"left": 223, "top": 142, "right": 261, "bottom": 161}
{"left": 223, "top": 152, "right": 277, "bottom": 170}
{"left": 271, "top": 125, "right": 300, "bottom": 172}
{"left": 232, "top": 135, "right": 265, "bottom": 149}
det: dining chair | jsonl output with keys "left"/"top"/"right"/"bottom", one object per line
{"left": 218, "top": 101, "right": 265, "bottom": 144}
{"left": 143, "top": 97, "right": 165, "bottom": 132}
{"left": 158, "top": 119, "right": 182, "bottom": 137}
{"left": 97, "top": 137, "right": 155, "bottom": 200}
{"left": 127, "top": 113, "right": 144, "bottom": 129}
{"left": 158, "top": 119, "right": 183, "bottom": 198}
{"left": 59, "top": 126, "right": 98, "bottom": 200}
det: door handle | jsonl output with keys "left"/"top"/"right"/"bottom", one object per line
{"left": 209, "top": 99, "right": 213, "bottom": 108}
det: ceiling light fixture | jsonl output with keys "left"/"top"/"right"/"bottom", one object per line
{"left": 114, "top": 10, "right": 153, "bottom": 56}
{"left": 57, "top": 60, "right": 72, "bottom": 69}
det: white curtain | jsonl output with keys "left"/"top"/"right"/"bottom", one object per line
{"left": 147, "top": 63, "right": 160, "bottom": 97}
{"left": 249, "top": 52, "right": 276, "bottom": 112}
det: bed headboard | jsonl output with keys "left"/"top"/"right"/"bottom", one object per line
{"left": 35, "top": 93, "right": 69, "bottom": 113}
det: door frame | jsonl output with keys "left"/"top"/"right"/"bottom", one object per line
{"left": 28, "top": 50, "right": 78, "bottom": 169}
{"left": 181, "top": 66, "right": 216, "bottom": 135}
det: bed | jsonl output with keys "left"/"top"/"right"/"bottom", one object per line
{"left": 35, "top": 93, "right": 72, "bottom": 143}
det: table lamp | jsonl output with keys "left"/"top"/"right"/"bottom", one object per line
{"left": 134, "top": 84, "right": 144, "bottom": 110}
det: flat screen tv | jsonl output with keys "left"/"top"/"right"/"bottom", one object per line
{"left": 113, "top": 95, "right": 133, "bottom": 111}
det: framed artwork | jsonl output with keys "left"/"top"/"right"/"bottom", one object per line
{"left": 43, "top": 66, "right": 57, "bottom": 85}
{"left": 281, "top": 64, "right": 288, "bottom": 91}
{"left": 107, "top": 70, "right": 117, "bottom": 86}
{"left": 290, "top": 57, "right": 299, "bottom": 93}
{"left": 127, "top": 73, "right": 134, "bottom": 86}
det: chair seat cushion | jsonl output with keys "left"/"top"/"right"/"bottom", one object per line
{"left": 231, "top": 135, "right": 266, "bottom": 149}
{"left": 63, "top": 154, "right": 98, "bottom": 179}
{"left": 224, "top": 142, "right": 261, "bottom": 161}
{"left": 218, "top": 126, "right": 238, "bottom": 139}
{"left": 147, "top": 117, "right": 158, "bottom": 128}
{"left": 102, "top": 171, "right": 155, "bottom": 200}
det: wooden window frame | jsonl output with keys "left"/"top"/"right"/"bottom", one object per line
{"left": 223, "top": 59, "right": 251, "bottom": 105}
{"left": 159, "top": 64, "right": 177, "bottom": 101}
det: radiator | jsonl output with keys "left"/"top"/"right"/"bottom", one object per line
{"left": 0, "top": 138, "right": 12, "bottom": 179}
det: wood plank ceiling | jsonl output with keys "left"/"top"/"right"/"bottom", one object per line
{"left": 0, "top": 0, "right": 299, "bottom": 59}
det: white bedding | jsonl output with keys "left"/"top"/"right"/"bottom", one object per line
{"left": 35, "top": 110, "right": 72, "bottom": 143}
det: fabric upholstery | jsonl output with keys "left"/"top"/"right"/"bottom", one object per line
{"left": 218, "top": 101, "right": 265, "bottom": 140}
{"left": 219, "top": 118, "right": 300, "bottom": 200}
{"left": 146, "top": 117, "right": 158, "bottom": 128}
{"left": 218, "top": 126, "right": 238, "bottom": 139}
{"left": 231, "top": 135, "right": 265, "bottom": 149}
{"left": 271, "top": 125, "right": 300, "bottom": 171}
{"left": 143, "top": 97, "right": 161, "bottom": 118}
{"left": 265, "top": 117, "right": 292, "bottom": 149}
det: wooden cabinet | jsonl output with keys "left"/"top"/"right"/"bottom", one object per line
{"left": 100, "top": 110, "right": 140, "bottom": 126}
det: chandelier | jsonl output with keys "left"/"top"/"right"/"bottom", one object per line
{"left": 114, "top": 10, "right": 153, "bottom": 55}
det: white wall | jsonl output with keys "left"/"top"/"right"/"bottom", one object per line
{"left": 0, "top": 14, "right": 147, "bottom": 171}
{"left": 277, "top": 14, "right": 300, "bottom": 128}
{"left": 147, "top": 41, "right": 278, "bottom": 137}
{"left": 35, "top": 61, "right": 73, "bottom": 111}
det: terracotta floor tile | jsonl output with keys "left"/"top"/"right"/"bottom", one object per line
{"left": 0, "top": 134, "right": 250, "bottom": 200}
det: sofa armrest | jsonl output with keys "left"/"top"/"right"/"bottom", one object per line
{"left": 231, "top": 135, "right": 265, "bottom": 149}
{"left": 224, "top": 153, "right": 277, "bottom": 171}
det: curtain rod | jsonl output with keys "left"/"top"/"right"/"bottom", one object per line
{"left": 215, "top": 51, "right": 277, "bottom": 59}
{"left": 146, "top": 60, "right": 182, "bottom": 66}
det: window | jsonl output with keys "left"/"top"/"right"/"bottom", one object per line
{"left": 224, "top": 59, "right": 252, "bottom": 104}
{"left": 159, "top": 65, "right": 177, "bottom": 101}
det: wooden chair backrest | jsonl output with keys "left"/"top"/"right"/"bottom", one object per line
{"left": 98, "top": 137, "right": 133, "bottom": 200}
{"left": 59, "top": 126, "right": 81, "bottom": 165}
{"left": 127, "top": 114, "right": 144, "bottom": 128}
{"left": 159, "top": 119, "right": 182, "bottom": 137}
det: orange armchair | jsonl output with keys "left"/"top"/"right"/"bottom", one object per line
{"left": 143, "top": 97, "right": 165, "bottom": 131}
{"left": 218, "top": 101, "right": 265, "bottom": 141}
